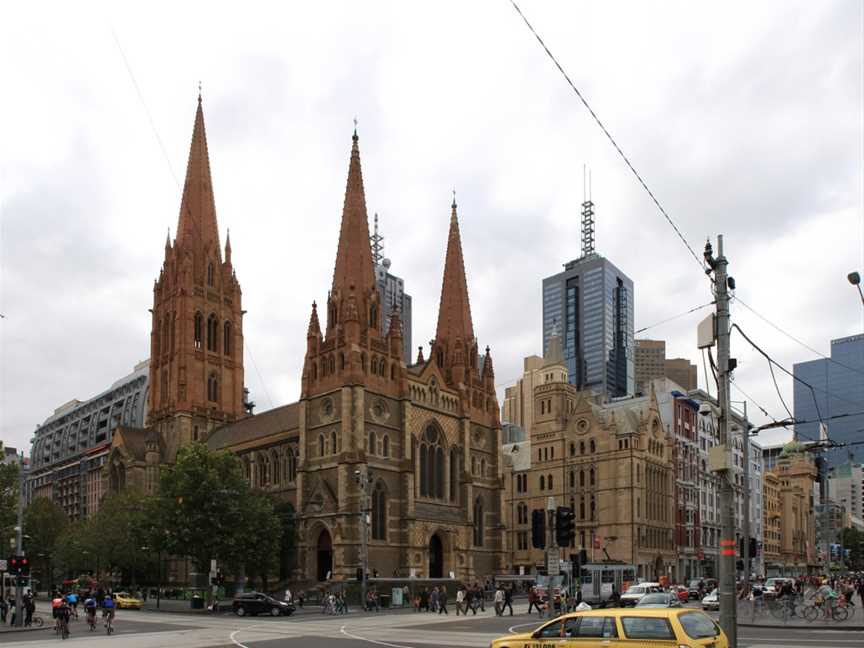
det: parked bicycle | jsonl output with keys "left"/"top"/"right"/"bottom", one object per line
{"left": 803, "top": 599, "right": 848, "bottom": 622}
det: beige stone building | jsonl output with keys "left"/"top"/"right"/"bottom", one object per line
{"left": 503, "top": 343, "right": 676, "bottom": 581}
{"left": 774, "top": 450, "right": 818, "bottom": 572}
{"left": 762, "top": 471, "right": 781, "bottom": 568}
{"left": 501, "top": 337, "right": 568, "bottom": 436}
{"left": 634, "top": 339, "right": 697, "bottom": 392}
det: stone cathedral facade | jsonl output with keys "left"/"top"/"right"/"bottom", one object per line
{"left": 108, "top": 96, "right": 505, "bottom": 584}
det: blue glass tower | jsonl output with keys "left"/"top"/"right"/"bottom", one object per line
{"left": 793, "top": 334, "right": 864, "bottom": 466}
{"left": 542, "top": 254, "right": 634, "bottom": 399}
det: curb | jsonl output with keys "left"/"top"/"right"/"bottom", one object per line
{"left": 739, "top": 622, "right": 864, "bottom": 632}
{"left": 0, "top": 626, "right": 50, "bottom": 635}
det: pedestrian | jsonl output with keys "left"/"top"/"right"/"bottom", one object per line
{"left": 493, "top": 586, "right": 504, "bottom": 616}
{"left": 430, "top": 587, "right": 439, "bottom": 613}
{"left": 298, "top": 592, "right": 305, "bottom": 608}
{"left": 284, "top": 587, "right": 292, "bottom": 604}
{"left": 24, "top": 593, "right": 34, "bottom": 627}
{"left": 502, "top": 586, "right": 514, "bottom": 616}
{"left": 9, "top": 599, "right": 15, "bottom": 626}
{"left": 438, "top": 587, "right": 448, "bottom": 615}
{"left": 0, "top": 597, "right": 7, "bottom": 624}
{"left": 402, "top": 585, "right": 409, "bottom": 608}
{"left": 456, "top": 587, "right": 466, "bottom": 616}
{"left": 466, "top": 587, "right": 477, "bottom": 615}
{"left": 527, "top": 586, "right": 540, "bottom": 615}
{"left": 420, "top": 588, "right": 429, "bottom": 612}
{"left": 475, "top": 583, "right": 485, "bottom": 612}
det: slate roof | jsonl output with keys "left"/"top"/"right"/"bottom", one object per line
{"left": 207, "top": 402, "right": 300, "bottom": 451}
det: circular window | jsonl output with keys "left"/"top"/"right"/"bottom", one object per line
{"left": 424, "top": 426, "right": 439, "bottom": 444}
{"left": 576, "top": 418, "right": 590, "bottom": 434}
{"left": 369, "top": 398, "right": 390, "bottom": 421}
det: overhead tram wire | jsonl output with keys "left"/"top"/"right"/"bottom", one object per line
{"left": 108, "top": 21, "right": 277, "bottom": 412}
{"left": 635, "top": 301, "right": 715, "bottom": 335}
{"left": 734, "top": 296, "right": 864, "bottom": 378}
{"left": 508, "top": 0, "right": 706, "bottom": 275}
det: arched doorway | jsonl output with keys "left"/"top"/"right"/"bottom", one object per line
{"left": 429, "top": 534, "right": 443, "bottom": 578}
{"left": 654, "top": 555, "right": 664, "bottom": 582}
{"left": 316, "top": 529, "right": 333, "bottom": 582}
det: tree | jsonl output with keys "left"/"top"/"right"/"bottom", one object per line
{"left": 153, "top": 443, "right": 255, "bottom": 571}
{"left": 0, "top": 461, "right": 20, "bottom": 547}
{"left": 54, "top": 520, "right": 97, "bottom": 579}
{"left": 242, "top": 494, "right": 282, "bottom": 590}
{"left": 88, "top": 490, "right": 156, "bottom": 584}
{"left": 840, "top": 527, "right": 864, "bottom": 571}
{"left": 23, "top": 498, "right": 67, "bottom": 589}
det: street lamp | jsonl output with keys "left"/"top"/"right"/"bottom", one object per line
{"left": 848, "top": 272, "right": 864, "bottom": 307}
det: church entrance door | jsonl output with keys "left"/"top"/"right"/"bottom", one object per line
{"left": 429, "top": 534, "right": 443, "bottom": 578}
{"left": 317, "top": 529, "right": 333, "bottom": 582}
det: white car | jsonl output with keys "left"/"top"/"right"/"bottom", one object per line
{"left": 620, "top": 582, "right": 664, "bottom": 607}
{"left": 702, "top": 588, "right": 719, "bottom": 611}
{"left": 763, "top": 578, "right": 789, "bottom": 596}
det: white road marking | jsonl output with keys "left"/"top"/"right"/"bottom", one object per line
{"left": 229, "top": 629, "right": 249, "bottom": 648}
{"left": 508, "top": 621, "right": 540, "bottom": 633}
{"left": 340, "top": 623, "right": 418, "bottom": 648}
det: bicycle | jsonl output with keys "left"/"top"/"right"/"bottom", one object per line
{"left": 767, "top": 595, "right": 803, "bottom": 622}
{"left": 104, "top": 612, "right": 115, "bottom": 635}
{"left": 86, "top": 611, "right": 97, "bottom": 631}
{"left": 803, "top": 599, "right": 848, "bottom": 623}
{"left": 27, "top": 615, "right": 45, "bottom": 628}
{"left": 57, "top": 616, "right": 70, "bottom": 640}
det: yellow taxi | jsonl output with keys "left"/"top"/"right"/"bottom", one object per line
{"left": 490, "top": 607, "right": 727, "bottom": 648}
{"left": 114, "top": 592, "right": 144, "bottom": 609}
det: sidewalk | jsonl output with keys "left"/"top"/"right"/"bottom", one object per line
{"left": 731, "top": 602, "right": 864, "bottom": 631}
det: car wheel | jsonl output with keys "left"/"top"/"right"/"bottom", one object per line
{"left": 235, "top": 607, "right": 246, "bottom": 617}
{"left": 271, "top": 607, "right": 281, "bottom": 617}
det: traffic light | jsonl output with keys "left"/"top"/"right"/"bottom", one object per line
{"left": 531, "top": 509, "right": 546, "bottom": 549}
{"left": 19, "top": 557, "right": 29, "bottom": 577}
{"left": 216, "top": 570, "right": 225, "bottom": 586}
{"left": 554, "top": 506, "right": 575, "bottom": 547}
{"left": 8, "top": 556, "right": 21, "bottom": 576}
{"left": 579, "top": 549, "right": 588, "bottom": 566}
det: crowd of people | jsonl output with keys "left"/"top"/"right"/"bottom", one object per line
{"left": 0, "top": 590, "right": 37, "bottom": 626}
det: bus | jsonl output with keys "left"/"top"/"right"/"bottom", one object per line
{"left": 2, "top": 573, "right": 34, "bottom": 597}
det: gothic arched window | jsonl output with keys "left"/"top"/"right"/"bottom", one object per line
{"left": 318, "top": 434, "right": 325, "bottom": 457}
{"left": 371, "top": 482, "right": 387, "bottom": 540}
{"left": 207, "top": 373, "right": 218, "bottom": 402}
{"left": 548, "top": 474, "right": 554, "bottom": 490}
{"left": 207, "top": 262, "right": 214, "bottom": 287}
{"left": 368, "top": 430, "right": 376, "bottom": 455}
{"left": 223, "top": 321, "right": 232, "bottom": 356}
{"left": 361, "top": 353, "right": 368, "bottom": 373}
{"left": 382, "top": 435, "right": 390, "bottom": 458}
{"left": 155, "top": 318, "right": 162, "bottom": 355}
{"left": 330, "top": 430, "right": 337, "bottom": 455}
{"left": 580, "top": 470, "right": 585, "bottom": 487}
{"left": 473, "top": 497, "right": 484, "bottom": 547}
{"left": 371, "top": 356, "right": 379, "bottom": 375}
{"left": 163, "top": 317, "right": 170, "bottom": 355}
{"left": 569, "top": 470, "right": 575, "bottom": 489}
{"left": 540, "top": 475, "right": 546, "bottom": 491}
{"left": 207, "top": 313, "right": 218, "bottom": 352}
{"left": 590, "top": 467, "right": 595, "bottom": 487}
{"left": 419, "top": 425, "right": 445, "bottom": 499}
{"left": 370, "top": 304, "right": 378, "bottom": 329}
{"left": 194, "top": 312, "right": 203, "bottom": 350}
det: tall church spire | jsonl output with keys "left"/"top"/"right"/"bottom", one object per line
{"left": 176, "top": 95, "right": 221, "bottom": 254}
{"left": 331, "top": 130, "right": 376, "bottom": 295}
{"left": 435, "top": 197, "right": 475, "bottom": 346}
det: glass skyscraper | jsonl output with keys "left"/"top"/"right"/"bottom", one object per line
{"left": 793, "top": 334, "right": 864, "bottom": 466}
{"left": 542, "top": 254, "right": 634, "bottom": 399}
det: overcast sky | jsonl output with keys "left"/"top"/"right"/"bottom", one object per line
{"left": 1, "top": 0, "right": 862, "bottom": 454}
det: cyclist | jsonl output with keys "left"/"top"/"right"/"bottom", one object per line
{"left": 56, "top": 599, "right": 72, "bottom": 639}
{"left": 66, "top": 590, "right": 79, "bottom": 620}
{"left": 102, "top": 594, "right": 116, "bottom": 633}
{"left": 51, "top": 592, "right": 64, "bottom": 633}
{"left": 83, "top": 594, "right": 98, "bottom": 631}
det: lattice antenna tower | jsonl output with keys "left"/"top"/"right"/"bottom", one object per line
{"left": 370, "top": 212, "right": 385, "bottom": 266}
{"left": 581, "top": 165, "right": 595, "bottom": 258}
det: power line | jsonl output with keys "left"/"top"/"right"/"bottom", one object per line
{"left": 731, "top": 324, "right": 824, "bottom": 423}
{"left": 635, "top": 301, "right": 715, "bottom": 335}
{"left": 733, "top": 296, "right": 864, "bottom": 378}
{"left": 507, "top": 0, "right": 706, "bottom": 274}
{"left": 767, "top": 360, "right": 794, "bottom": 421}
{"left": 244, "top": 337, "right": 274, "bottom": 411}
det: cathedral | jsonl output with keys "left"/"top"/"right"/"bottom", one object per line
{"left": 107, "top": 95, "right": 505, "bottom": 584}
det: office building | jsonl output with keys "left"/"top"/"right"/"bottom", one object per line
{"left": 635, "top": 339, "right": 697, "bottom": 393}
{"left": 371, "top": 215, "right": 413, "bottom": 364}
{"left": 542, "top": 254, "right": 634, "bottom": 399}
{"left": 793, "top": 334, "right": 864, "bottom": 465}
{"left": 828, "top": 462, "right": 864, "bottom": 523}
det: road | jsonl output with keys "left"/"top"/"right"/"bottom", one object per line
{"left": 2, "top": 605, "right": 860, "bottom": 647}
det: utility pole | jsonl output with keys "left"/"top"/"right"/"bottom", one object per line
{"left": 705, "top": 236, "right": 737, "bottom": 647}
{"left": 14, "top": 451, "right": 25, "bottom": 627}
{"left": 741, "top": 401, "right": 751, "bottom": 587}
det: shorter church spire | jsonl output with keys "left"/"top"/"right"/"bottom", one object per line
{"left": 225, "top": 228, "right": 232, "bottom": 265}
{"left": 307, "top": 301, "right": 321, "bottom": 339}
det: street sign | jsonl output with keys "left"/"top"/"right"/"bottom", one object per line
{"left": 547, "top": 548, "right": 560, "bottom": 576}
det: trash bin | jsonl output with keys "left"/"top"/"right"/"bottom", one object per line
{"left": 190, "top": 595, "right": 204, "bottom": 609}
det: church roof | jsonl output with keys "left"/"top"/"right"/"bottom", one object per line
{"left": 207, "top": 402, "right": 299, "bottom": 451}
{"left": 331, "top": 131, "right": 376, "bottom": 296}
{"left": 113, "top": 426, "right": 150, "bottom": 462}
{"left": 435, "top": 199, "right": 474, "bottom": 346}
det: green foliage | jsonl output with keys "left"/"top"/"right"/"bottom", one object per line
{"left": 54, "top": 519, "right": 96, "bottom": 576}
{"left": 840, "top": 527, "right": 864, "bottom": 570}
{"left": 243, "top": 493, "right": 282, "bottom": 589}
{"left": 152, "top": 443, "right": 276, "bottom": 574}
{"left": 24, "top": 498, "right": 68, "bottom": 586}
{"left": 0, "top": 462, "right": 20, "bottom": 545}
{"left": 88, "top": 490, "right": 155, "bottom": 576}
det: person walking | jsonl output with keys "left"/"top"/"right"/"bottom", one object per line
{"left": 502, "top": 586, "right": 514, "bottom": 616}
{"left": 284, "top": 588, "right": 292, "bottom": 605}
{"left": 0, "top": 596, "right": 7, "bottom": 624}
{"left": 474, "top": 583, "right": 485, "bottom": 612}
{"left": 455, "top": 587, "right": 466, "bottom": 616}
{"left": 493, "top": 586, "right": 504, "bottom": 616}
{"left": 438, "top": 587, "right": 448, "bottom": 615}
{"left": 430, "top": 587, "right": 439, "bottom": 613}
{"left": 527, "top": 586, "right": 540, "bottom": 615}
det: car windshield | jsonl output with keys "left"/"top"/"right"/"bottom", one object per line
{"left": 679, "top": 612, "right": 720, "bottom": 639}
{"left": 625, "top": 586, "right": 645, "bottom": 595}
{"left": 706, "top": 589, "right": 718, "bottom": 598}
{"left": 637, "top": 594, "right": 669, "bottom": 605}
{"left": 689, "top": 580, "right": 701, "bottom": 588}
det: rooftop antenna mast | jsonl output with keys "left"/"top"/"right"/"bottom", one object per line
{"left": 581, "top": 165, "right": 595, "bottom": 257}
{"left": 370, "top": 212, "right": 384, "bottom": 266}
